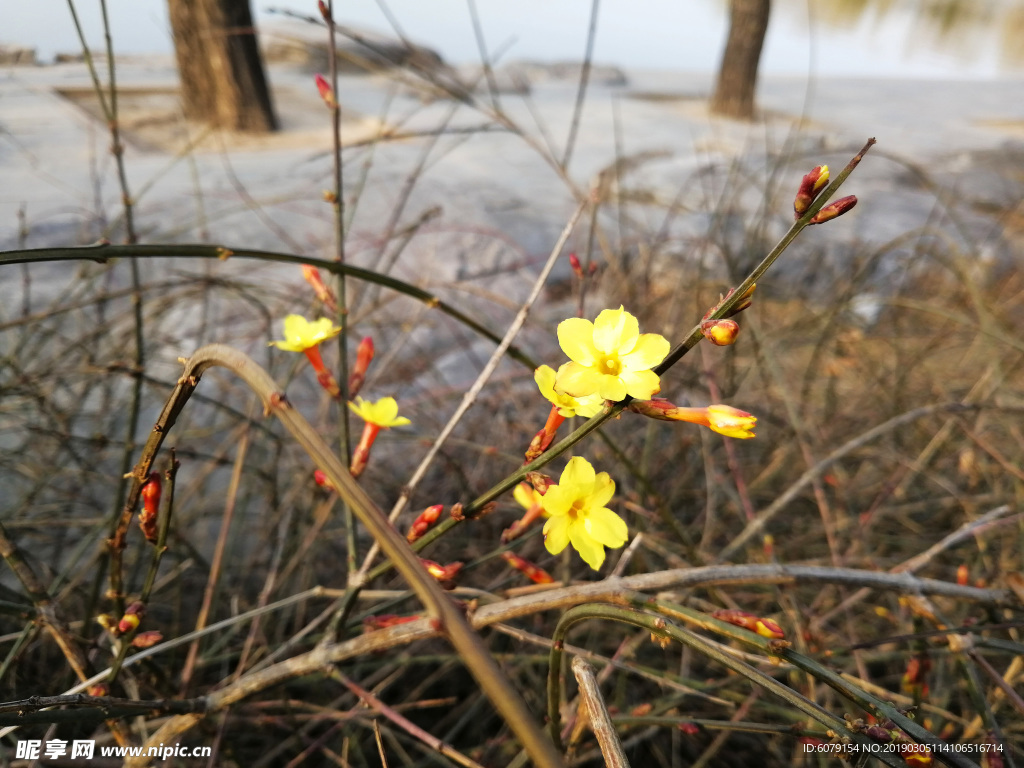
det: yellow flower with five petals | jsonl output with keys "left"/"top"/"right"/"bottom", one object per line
{"left": 348, "top": 396, "right": 411, "bottom": 428}
{"left": 269, "top": 314, "right": 341, "bottom": 352}
{"left": 555, "top": 306, "right": 669, "bottom": 402}
{"left": 542, "top": 456, "right": 627, "bottom": 571}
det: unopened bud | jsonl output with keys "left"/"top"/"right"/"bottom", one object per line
{"left": 318, "top": 0, "right": 330, "bottom": 21}
{"left": 117, "top": 601, "right": 146, "bottom": 634}
{"left": 301, "top": 264, "right": 338, "bottom": 314}
{"left": 139, "top": 472, "right": 162, "bottom": 543}
{"left": 956, "top": 564, "right": 969, "bottom": 586}
{"left": 810, "top": 195, "right": 857, "bottom": 224}
{"left": 406, "top": 504, "right": 443, "bottom": 543}
{"left": 363, "top": 614, "right": 419, "bottom": 632}
{"left": 420, "top": 558, "right": 463, "bottom": 586}
{"left": 131, "top": 631, "right": 163, "bottom": 648}
{"left": 568, "top": 252, "right": 584, "bottom": 279}
{"left": 794, "top": 165, "right": 829, "bottom": 218}
{"left": 501, "top": 552, "right": 554, "bottom": 584}
{"left": 348, "top": 336, "right": 375, "bottom": 398}
{"left": 314, "top": 73, "right": 337, "bottom": 109}
{"left": 313, "top": 469, "right": 337, "bottom": 493}
{"left": 700, "top": 318, "right": 740, "bottom": 346}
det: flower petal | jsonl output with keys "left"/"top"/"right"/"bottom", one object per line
{"left": 560, "top": 456, "right": 596, "bottom": 495}
{"left": 583, "top": 471, "right": 615, "bottom": 510}
{"left": 541, "top": 485, "right": 573, "bottom": 518}
{"left": 619, "top": 333, "right": 670, "bottom": 372}
{"left": 555, "top": 363, "right": 603, "bottom": 399}
{"left": 569, "top": 522, "right": 606, "bottom": 570}
{"left": 557, "top": 318, "right": 598, "bottom": 366}
{"left": 534, "top": 365, "right": 557, "bottom": 401}
{"left": 593, "top": 306, "right": 637, "bottom": 355}
{"left": 572, "top": 393, "right": 605, "bottom": 418}
{"left": 514, "top": 482, "right": 539, "bottom": 511}
{"left": 543, "top": 515, "right": 570, "bottom": 555}
{"left": 619, "top": 369, "right": 661, "bottom": 401}
{"left": 584, "top": 507, "right": 628, "bottom": 548}
{"left": 597, "top": 373, "right": 628, "bottom": 402}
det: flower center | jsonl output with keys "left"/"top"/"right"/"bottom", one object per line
{"left": 568, "top": 500, "right": 586, "bottom": 520}
{"left": 601, "top": 356, "right": 621, "bottom": 376}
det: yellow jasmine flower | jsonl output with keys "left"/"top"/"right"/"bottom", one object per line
{"left": 542, "top": 457, "right": 627, "bottom": 571}
{"left": 269, "top": 314, "right": 341, "bottom": 352}
{"left": 269, "top": 314, "right": 343, "bottom": 398}
{"left": 555, "top": 306, "right": 669, "bottom": 402}
{"left": 347, "top": 397, "right": 411, "bottom": 477}
{"left": 348, "top": 396, "right": 411, "bottom": 428}
{"left": 535, "top": 364, "right": 604, "bottom": 418}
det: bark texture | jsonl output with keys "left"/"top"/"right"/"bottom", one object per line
{"left": 168, "top": 0, "right": 278, "bottom": 132}
{"left": 710, "top": 0, "right": 771, "bottom": 121}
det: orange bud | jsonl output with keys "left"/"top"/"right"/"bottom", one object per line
{"left": 350, "top": 422, "right": 382, "bottom": 478}
{"left": 420, "top": 558, "right": 462, "bottom": 586}
{"left": 956, "top": 564, "right": 969, "bottom": 586}
{"left": 314, "top": 73, "right": 336, "bottom": 109}
{"left": 131, "top": 631, "right": 163, "bottom": 648}
{"left": 406, "top": 504, "right": 444, "bottom": 543}
{"left": 363, "top": 614, "right": 420, "bottom": 632}
{"left": 678, "top": 722, "right": 700, "bottom": 735}
{"left": 138, "top": 472, "right": 162, "bottom": 543}
{"left": 712, "top": 609, "right": 785, "bottom": 639}
{"left": 86, "top": 684, "right": 109, "bottom": 697}
{"left": 301, "top": 264, "right": 339, "bottom": 314}
{"left": 700, "top": 318, "right": 740, "bottom": 346}
{"left": 501, "top": 551, "right": 554, "bottom": 584}
{"left": 348, "top": 336, "right": 375, "bottom": 398}
{"left": 810, "top": 195, "right": 857, "bottom": 224}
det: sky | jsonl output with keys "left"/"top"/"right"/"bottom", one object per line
{"left": 3, "top": 0, "right": 1020, "bottom": 79}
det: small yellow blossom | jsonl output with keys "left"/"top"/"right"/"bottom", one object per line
{"left": 542, "top": 457, "right": 627, "bottom": 571}
{"left": 535, "top": 365, "right": 604, "bottom": 418}
{"left": 269, "top": 314, "right": 341, "bottom": 352}
{"left": 348, "top": 396, "right": 411, "bottom": 428}
{"left": 555, "top": 306, "right": 669, "bottom": 402}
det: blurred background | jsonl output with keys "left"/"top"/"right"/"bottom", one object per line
{"left": 6, "top": 0, "right": 1024, "bottom": 79}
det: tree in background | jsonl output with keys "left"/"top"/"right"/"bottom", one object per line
{"left": 167, "top": 0, "right": 278, "bottom": 132}
{"left": 710, "top": 0, "right": 771, "bottom": 120}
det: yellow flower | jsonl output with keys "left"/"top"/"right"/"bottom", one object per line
{"left": 555, "top": 306, "right": 669, "bottom": 402}
{"left": 269, "top": 314, "right": 341, "bottom": 352}
{"left": 347, "top": 396, "right": 411, "bottom": 428}
{"left": 541, "top": 457, "right": 627, "bottom": 571}
{"left": 535, "top": 365, "right": 604, "bottom": 418}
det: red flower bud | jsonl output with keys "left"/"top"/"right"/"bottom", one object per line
{"left": 138, "top": 472, "right": 161, "bottom": 543}
{"left": 810, "top": 195, "right": 857, "bottom": 224}
{"left": 794, "top": 165, "right": 829, "bottom": 218}
{"left": 314, "top": 73, "right": 337, "bottom": 109}
{"left": 318, "top": 0, "right": 330, "bottom": 21}
{"left": 712, "top": 609, "right": 785, "bottom": 639}
{"left": 568, "top": 252, "right": 584, "bottom": 279}
{"left": 313, "top": 469, "right": 337, "bottom": 492}
{"left": 301, "top": 265, "right": 339, "bottom": 314}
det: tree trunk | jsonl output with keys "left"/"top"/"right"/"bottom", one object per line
{"left": 168, "top": 0, "right": 278, "bottom": 132}
{"left": 710, "top": 0, "right": 771, "bottom": 121}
